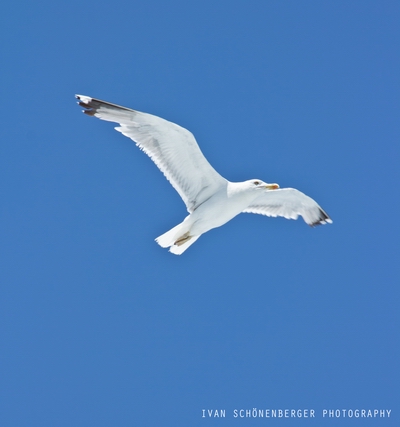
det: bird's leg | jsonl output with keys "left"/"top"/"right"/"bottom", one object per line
{"left": 174, "top": 232, "right": 192, "bottom": 246}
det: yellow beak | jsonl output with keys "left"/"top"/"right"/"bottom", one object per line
{"left": 264, "top": 183, "right": 279, "bottom": 190}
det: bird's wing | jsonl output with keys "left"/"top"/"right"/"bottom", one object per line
{"left": 243, "top": 188, "right": 332, "bottom": 226}
{"left": 76, "top": 95, "right": 227, "bottom": 213}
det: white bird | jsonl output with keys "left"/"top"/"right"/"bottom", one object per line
{"left": 76, "top": 95, "right": 332, "bottom": 255}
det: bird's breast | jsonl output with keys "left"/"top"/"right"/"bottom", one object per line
{"left": 189, "top": 189, "right": 254, "bottom": 235}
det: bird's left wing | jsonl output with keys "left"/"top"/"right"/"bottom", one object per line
{"left": 243, "top": 188, "right": 332, "bottom": 226}
{"left": 76, "top": 95, "right": 227, "bottom": 213}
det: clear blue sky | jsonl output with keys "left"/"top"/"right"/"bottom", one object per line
{"left": 1, "top": 1, "right": 399, "bottom": 426}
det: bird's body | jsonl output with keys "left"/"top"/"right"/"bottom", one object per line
{"left": 76, "top": 95, "right": 332, "bottom": 254}
{"left": 187, "top": 182, "right": 267, "bottom": 234}
{"left": 157, "top": 180, "right": 279, "bottom": 254}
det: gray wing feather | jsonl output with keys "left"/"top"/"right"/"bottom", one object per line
{"left": 76, "top": 95, "right": 227, "bottom": 213}
{"left": 243, "top": 188, "right": 332, "bottom": 226}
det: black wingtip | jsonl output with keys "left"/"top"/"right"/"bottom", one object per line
{"left": 75, "top": 95, "right": 97, "bottom": 115}
{"left": 309, "top": 208, "right": 333, "bottom": 227}
{"left": 75, "top": 94, "right": 136, "bottom": 114}
{"left": 78, "top": 102, "right": 96, "bottom": 116}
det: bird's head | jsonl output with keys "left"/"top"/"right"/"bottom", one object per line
{"left": 248, "top": 179, "right": 279, "bottom": 191}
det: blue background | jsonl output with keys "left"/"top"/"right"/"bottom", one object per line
{"left": 1, "top": 1, "right": 399, "bottom": 426}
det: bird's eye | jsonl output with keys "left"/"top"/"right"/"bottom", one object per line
{"left": 254, "top": 181, "right": 260, "bottom": 185}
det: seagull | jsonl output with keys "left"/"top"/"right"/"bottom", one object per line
{"left": 76, "top": 95, "right": 332, "bottom": 254}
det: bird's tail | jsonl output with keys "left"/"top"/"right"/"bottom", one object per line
{"left": 155, "top": 222, "right": 200, "bottom": 255}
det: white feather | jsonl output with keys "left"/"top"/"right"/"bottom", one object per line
{"left": 243, "top": 188, "right": 332, "bottom": 226}
{"left": 76, "top": 95, "right": 226, "bottom": 213}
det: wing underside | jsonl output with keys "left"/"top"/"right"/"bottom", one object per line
{"left": 243, "top": 188, "right": 332, "bottom": 226}
{"left": 76, "top": 95, "right": 227, "bottom": 212}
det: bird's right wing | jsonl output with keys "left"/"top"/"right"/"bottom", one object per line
{"left": 76, "top": 95, "right": 227, "bottom": 213}
{"left": 243, "top": 188, "right": 332, "bottom": 226}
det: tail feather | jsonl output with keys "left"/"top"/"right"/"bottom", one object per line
{"left": 169, "top": 235, "right": 200, "bottom": 255}
{"left": 155, "top": 223, "right": 185, "bottom": 248}
{"left": 155, "top": 222, "right": 200, "bottom": 255}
